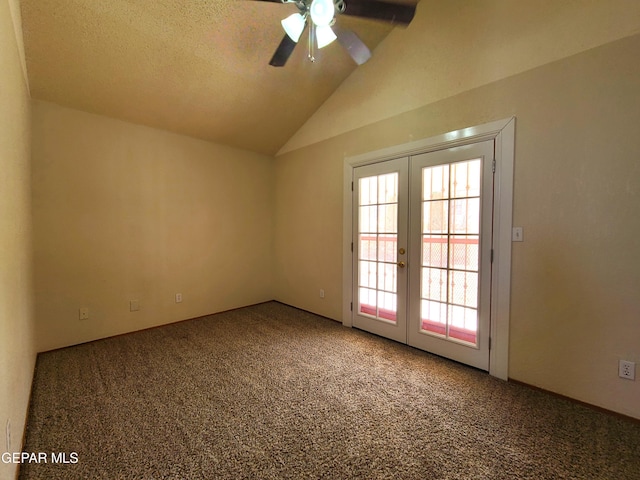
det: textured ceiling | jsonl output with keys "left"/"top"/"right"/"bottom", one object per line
{"left": 21, "top": 0, "right": 405, "bottom": 155}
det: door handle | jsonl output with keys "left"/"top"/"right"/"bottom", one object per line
{"left": 397, "top": 261, "right": 406, "bottom": 268}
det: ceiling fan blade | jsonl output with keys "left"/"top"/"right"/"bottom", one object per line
{"left": 269, "top": 33, "right": 298, "bottom": 66}
{"left": 341, "top": 0, "right": 416, "bottom": 25}
{"left": 334, "top": 27, "right": 371, "bottom": 65}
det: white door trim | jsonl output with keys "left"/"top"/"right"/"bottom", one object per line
{"left": 342, "top": 117, "right": 515, "bottom": 380}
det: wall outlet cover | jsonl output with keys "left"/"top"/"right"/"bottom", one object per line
{"left": 619, "top": 360, "right": 636, "bottom": 380}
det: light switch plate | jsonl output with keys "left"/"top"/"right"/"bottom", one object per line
{"left": 512, "top": 227, "right": 524, "bottom": 242}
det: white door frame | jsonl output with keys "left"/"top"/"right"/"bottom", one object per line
{"left": 342, "top": 117, "right": 515, "bottom": 380}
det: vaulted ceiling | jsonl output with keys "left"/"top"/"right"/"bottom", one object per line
{"left": 21, "top": 0, "right": 416, "bottom": 155}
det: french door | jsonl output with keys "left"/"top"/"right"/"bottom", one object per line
{"left": 352, "top": 157, "right": 409, "bottom": 343}
{"left": 352, "top": 141, "right": 494, "bottom": 370}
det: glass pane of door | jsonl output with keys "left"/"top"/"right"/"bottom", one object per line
{"left": 420, "top": 159, "right": 481, "bottom": 345}
{"left": 358, "top": 172, "right": 399, "bottom": 322}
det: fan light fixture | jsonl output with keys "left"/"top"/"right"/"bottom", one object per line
{"left": 310, "top": 0, "right": 336, "bottom": 48}
{"left": 280, "top": 0, "right": 336, "bottom": 49}
{"left": 262, "top": 0, "right": 416, "bottom": 67}
{"left": 310, "top": 0, "right": 334, "bottom": 27}
{"left": 281, "top": 13, "right": 306, "bottom": 42}
{"left": 315, "top": 25, "right": 337, "bottom": 48}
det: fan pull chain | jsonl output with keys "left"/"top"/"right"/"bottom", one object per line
{"left": 308, "top": 21, "right": 316, "bottom": 62}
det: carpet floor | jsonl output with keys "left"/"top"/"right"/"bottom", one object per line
{"left": 20, "top": 302, "right": 640, "bottom": 479}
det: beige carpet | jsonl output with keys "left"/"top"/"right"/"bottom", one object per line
{"left": 20, "top": 302, "right": 640, "bottom": 479}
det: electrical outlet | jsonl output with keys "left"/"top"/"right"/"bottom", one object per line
{"left": 320, "top": 289, "right": 325, "bottom": 299}
{"left": 130, "top": 300, "right": 140, "bottom": 312}
{"left": 619, "top": 360, "right": 635, "bottom": 380}
{"left": 79, "top": 307, "right": 89, "bottom": 320}
{"left": 175, "top": 293, "right": 182, "bottom": 303}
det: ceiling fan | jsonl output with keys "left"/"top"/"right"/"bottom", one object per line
{"left": 254, "top": 0, "right": 416, "bottom": 67}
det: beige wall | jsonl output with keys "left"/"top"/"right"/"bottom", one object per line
{"left": 1, "top": 0, "right": 35, "bottom": 478}
{"left": 32, "top": 101, "right": 274, "bottom": 352}
{"left": 273, "top": 33, "right": 640, "bottom": 419}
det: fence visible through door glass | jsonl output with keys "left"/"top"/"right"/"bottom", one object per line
{"left": 420, "top": 159, "right": 482, "bottom": 345}
{"left": 358, "top": 172, "right": 399, "bottom": 322}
